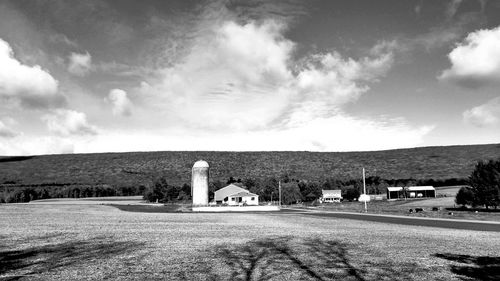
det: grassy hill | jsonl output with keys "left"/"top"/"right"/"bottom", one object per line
{"left": 1, "top": 143, "right": 500, "bottom": 188}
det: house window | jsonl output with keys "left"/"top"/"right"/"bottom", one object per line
{"left": 231, "top": 198, "right": 235, "bottom": 201}
{"left": 251, "top": 197, "right": 255, "bottom": 201}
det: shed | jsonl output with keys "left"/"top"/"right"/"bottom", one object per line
{"left": 407, "top": 186, "right": 436, "bottom": 198}
{"left": 387, "top": 187, "right": 404, "bottom": 200}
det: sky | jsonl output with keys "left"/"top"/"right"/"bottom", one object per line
{"left": 1, "top": 0, "right": 500, "bottom": 155}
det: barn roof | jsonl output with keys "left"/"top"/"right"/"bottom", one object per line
{"left": 322, "top": 189, "right": 341, "bottom": 195}
{"left": 214, "top": 184, "right": 250, "bottom": 201}
{"left": 229, "top": 191, "right": 258, "bottom": 197}
{"left": 407, "top": 186, "right": 435, "bottom": 191}
{"left": 387, "top": 187, "right": 403, "bottom": 192}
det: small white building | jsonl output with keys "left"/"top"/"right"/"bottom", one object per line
{"left": 214, "top": 184, "right": 259, "bottom": 206}
{"left": 320, "top": 189, "right": 342, "bottom": 203}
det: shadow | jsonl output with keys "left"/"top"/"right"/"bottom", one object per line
{"left": 0, "top": 236, "right": 144, "bottom": 280}
{"left": 0, "top": 156, "right": 35, "bottom": 163}
{"left": 211, "top": 237, "right": 422, "bottom": 281}
{"left": 445, "top": 207, "right": 500, "bottom": 213}
{"left": 434, "top": 253, "right": 500, "bottom": 281}
{"left": 110, "top": 204, "right": 182, "bottom": 213}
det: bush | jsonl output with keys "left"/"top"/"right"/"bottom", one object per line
{"left": 455, "top": 186, "right": 475, "bottom": 207}
{"left": 343, "top": 186, "right": 360, "bottom": 201}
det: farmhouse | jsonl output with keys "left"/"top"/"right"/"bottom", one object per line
{"left": 214, "top": 184, "right": 259, "bottom": 206}
{"left": 320, "top": 189, "right": 342, "bottom": 203}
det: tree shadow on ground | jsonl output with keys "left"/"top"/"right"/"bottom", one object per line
{"left": 208, "top": 236, "right": 423, "bottom": 281}
{"left": 434, "top": 253, "right": 500, "bottom": 281}
{"left": 0, "top": 235, "right": 144, "bottom": 280}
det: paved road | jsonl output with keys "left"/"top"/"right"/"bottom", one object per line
{"left": 284, "top": 209, "right": 500, "bottom": 232}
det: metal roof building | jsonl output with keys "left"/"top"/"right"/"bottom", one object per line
{"left": 214, "top": 184, "right": 259, "bottom": 206}
{"left": 387, "top": 186, "right": 436, "bottom": 200}
{"left": 407, "top": 186, "right": 436, "bottom": 198}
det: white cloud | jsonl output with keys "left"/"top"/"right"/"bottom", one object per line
{"left": 140, "top": 20, "right": 294, "bottom": 131}
{"left": 68, "top": 52, "right": 92, "bottom": 76}
{"left": 106, "top": 89, "right": 132, "bottom": 116}
{"left": 0, "top": 136, "right": 74, "bottom": 156}
{"left": 42, "top": 109, "right": 98, "bottom": 136}
{"left": 439, "top": 25, "right": 500, "bottom": 87}
{"left": 49, "top": 33, "right": 78, "bottom": 47}
{"left": 463, "top": 97, "right": 500, "bottom": 127}
{"left": 141, "top": 20, "right": 396, "bottom": 132}
{"left": 57, "top": 115, "right": 432, "bottom": 153}
{"left": 0, "top": 119, "right": 18, "bottom": 138}
{"left": 0, "top": 38, "right": 62, "bottom": 108}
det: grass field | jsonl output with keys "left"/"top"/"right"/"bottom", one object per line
{"left": 1, "top": 204, "right": 499, "bottom": 280}
{"left": 315, "top": 199, "right": 500, "bottom": 222}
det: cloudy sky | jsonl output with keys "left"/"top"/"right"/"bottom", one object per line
{"left": 1, "top": 0, "right": 500, "bottom": 155}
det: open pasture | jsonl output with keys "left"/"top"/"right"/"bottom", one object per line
{"left": 1, "top": 203, "right": 499, "bottom": 280}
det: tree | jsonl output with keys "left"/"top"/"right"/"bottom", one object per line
{"left": 163, "top": 184, "right": 179, "bottom": 203}
{"left": 280, "top": 182, "right": 302, "bottom": 205}
{"left": 343, "top": 186, "right": 360, "bottom": 202}
{"left": 468, "top": 159, "right": 500, "bottom": 209}
{"left": 144, "top": 177, "right": 168, "bottom": 202}
{"left": 455, "top": 186, "right": 475, "bottom": 207}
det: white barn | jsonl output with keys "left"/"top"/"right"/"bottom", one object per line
{"left": 214, "top": 184, "right": 259, "bottom": 206}
{"left": 387, "top": 186, "right": 436, "bottom": 200}
{"left": 407, "top": 186, "right": 436, "bottom": 198}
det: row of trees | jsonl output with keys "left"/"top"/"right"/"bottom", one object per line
{"left": 456, "top": 159, "right": 500, "bottom": 209}
{"left": 0, "top": 184, "right": 147, "bottom": 203}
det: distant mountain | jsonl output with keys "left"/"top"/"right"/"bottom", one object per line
{"left": 1, "top": 143, "right": 500, "bottom": 187}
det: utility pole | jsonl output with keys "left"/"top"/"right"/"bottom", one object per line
{"left": 363, "top": 168, "right": 367, "bottom": 213}
{"left": 278, "top": 180, "right": 282, "bottom": 207}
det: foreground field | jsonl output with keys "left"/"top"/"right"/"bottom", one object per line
{"left": 1, "top": 204, "right": 499, "bottom": 280}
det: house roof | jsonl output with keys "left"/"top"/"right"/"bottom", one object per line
{"left": 387, "top": 187, "right": 403, "bottom": 192}
{"left": 229, "top": 191, "right": 258, "bottom": 197}
{"left": 322, "top": 189, "right": 341, "bottom": 195}
{"left": 407, "top": 186, "right": 435, "bottom": 191}
{"left": 214, "top": 184, "right": 250, "bottom": 201}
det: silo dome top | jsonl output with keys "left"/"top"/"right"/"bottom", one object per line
{"left": 193, "top": 160, "right": 209, "bottom": 168}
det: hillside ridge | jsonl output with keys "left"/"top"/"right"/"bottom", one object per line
{"left": 1, "top": 143, "right": 500, "bottom": 187}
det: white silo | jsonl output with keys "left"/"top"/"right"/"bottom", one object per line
{"left": 192, "top": 160, "right": 209, "bottom": 206}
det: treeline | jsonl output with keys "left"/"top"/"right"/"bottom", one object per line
{"left": 455, "top": 159, "right": 500, "bottom": 209}
{"left": 0, "top": 184, "right": 147, "bottom": 203}
{"left": 0, "top": 175, "right": 469, "bottom": 204}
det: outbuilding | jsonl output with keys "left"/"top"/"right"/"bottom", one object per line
{"left": 214, "top": 184, "right": 259, "bottom": 206}
{"left": 387, "top": 187, "right": 404, "bottom": 200}
{"left": 407, "top": 186, "right": 436, "bottom": 198}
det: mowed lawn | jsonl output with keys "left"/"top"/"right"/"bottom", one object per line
{"left": 1, "top": 204, "right": 499, "bottom": 281}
